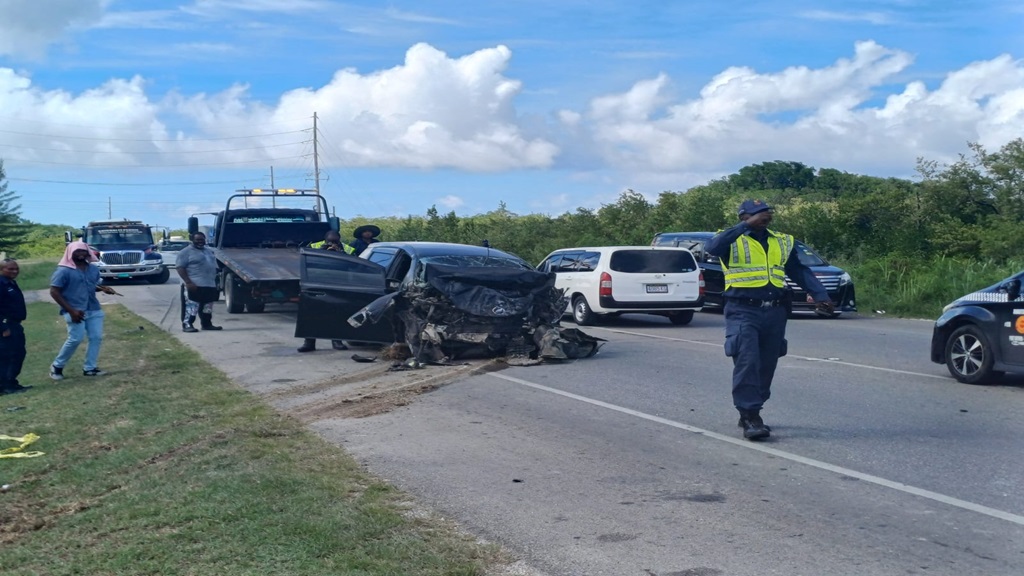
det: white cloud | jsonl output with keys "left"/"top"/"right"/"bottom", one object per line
{"left": 1, "top": 40, "right": 1022, "bottom": 187}
{"left": 0, "top": 0, "right": 107, "bottom": 59}
{"left": 570, "top": 41, "right": 1024, "bottom": 178}
{"left": 798, "top": 10, "right": 895, "bottom": 26}
{"left": 437, "top": 195, "right": 464, "bottom": 209}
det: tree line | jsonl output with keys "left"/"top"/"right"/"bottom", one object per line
{"left": 338, "top": 139, "right": 1024, "bottom": 268}
{"left": 3, "top": 139, "right": 1023, "bottom": 270}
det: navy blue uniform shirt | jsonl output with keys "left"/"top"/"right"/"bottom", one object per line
{"left": 0, "top": 276, "right": 27, "bottom": 323}
{"left": 705, "top": 221, "right": 829, "bottom": 302}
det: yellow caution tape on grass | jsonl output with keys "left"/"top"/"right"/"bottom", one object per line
{"left": 0, "top": 433, "right": 45, "bottom": 458}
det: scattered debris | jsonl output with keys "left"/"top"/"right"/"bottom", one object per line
{"left": 351, "top": 354, "right": 377, "bottom": 363}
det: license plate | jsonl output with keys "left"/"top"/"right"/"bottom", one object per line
{"left": 117, "top": 273, "right": 131, "bottom": 278}
{"left": 646, "top": 284, "right": 668, "bottom": 293}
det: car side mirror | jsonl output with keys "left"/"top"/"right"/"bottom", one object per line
{"left": 1002, "top": 278, "right": 1021, "bottom": 301}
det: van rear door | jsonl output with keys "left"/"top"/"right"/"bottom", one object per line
{"left": 608, "top": 248, "right": 701, "bottom": 303}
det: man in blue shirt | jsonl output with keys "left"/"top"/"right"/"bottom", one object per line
{"left": 48, "top": 241, "right": 118, "bottom": 380}
{"left": 706, "top": 200, "right": 834, "bottom": 440}
{"left": 0, "top": 258, "right": 31, "bottom": 395}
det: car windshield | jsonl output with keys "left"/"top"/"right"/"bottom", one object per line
{"left": 160, "top": 242, "right": 189, "bottom": 251}
{"left": 795, "top": 242, "right": 827, "bottom": 266}
{"left": 421, "top": 254, "right": 532, "bottom": 270}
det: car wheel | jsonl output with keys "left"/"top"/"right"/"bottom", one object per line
{"left": 148, "top": 267, "right": 170, "bottom": 284}
{"left": 224, "top": 272, "right": 246, "bottom": 314}
{"left": 572, "top": 295, "right": 598, "bottom": 326}
{"left": 668, "top": 311, "right": 694, "bottom": 325}
{"left": 945, "top": 325, "right": 1003, "bottom": 384}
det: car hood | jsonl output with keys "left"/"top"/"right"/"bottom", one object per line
{"left": 809, "top": 264, "right": 846, "bottom": 276}
{"left": 348, "top": 261, "right": 602, "bottom": 363}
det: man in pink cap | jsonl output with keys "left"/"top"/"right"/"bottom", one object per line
{"left": 48, "top": 241, "right": 118, "bottom": 380}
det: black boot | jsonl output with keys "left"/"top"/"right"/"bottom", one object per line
{"left": 297, "top": 338, "right": 316, "bottom": 353}
{"left": 738, "top": 410, "right": 770, "bottom": 440}
{"left": 199, "top": 312, "right": 222, "bottom": 331}
{"left": 331, "top": 340, "right": 348, "bottom": 350}
{"left": 183, "top": 315, "right": 199, "bottom": 333}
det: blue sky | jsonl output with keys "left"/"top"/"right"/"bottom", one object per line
{"left": 1, "top": 0, "right": 1022, "bottom": 230}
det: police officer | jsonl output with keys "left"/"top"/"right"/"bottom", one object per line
{"left": 308, "top": 230, "right": 354, "bottom": 254}
{"left": 297, "top": 230, "right": 351, "bottom": 353}
{"left": 0, "top": 259, "right": 31, "bottom": 395}
{"left": 705, "top": 199, "right": 834, "bottom": 440}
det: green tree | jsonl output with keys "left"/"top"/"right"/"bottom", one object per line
{"left": 0, "top": 160, "right": 30, "bottom": 256}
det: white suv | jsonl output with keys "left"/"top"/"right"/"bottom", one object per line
{"left": 538, "top": 246, "right": 704, "bottom": 325}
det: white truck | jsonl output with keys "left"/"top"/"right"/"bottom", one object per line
{"left": 66, "top": 220, "right": 170, "bottom": 283}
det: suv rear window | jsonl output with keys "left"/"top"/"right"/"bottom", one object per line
{"left": 609, "top": 250, "right": 698, "bottom": 273}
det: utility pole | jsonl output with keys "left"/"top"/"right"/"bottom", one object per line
{"left": 313, "top": 112, "right": 320, "bottom": 195}
{"left": 270, "top": 165, "right": 275, "bottom": 188}
{"left": 108, "top": 197, "right": 112, "bottom": 219}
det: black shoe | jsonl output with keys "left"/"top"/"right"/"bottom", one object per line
{"left": 738, "top": 411, "right": 770, "bottom": 440}
{"left": 297, "top": 339, "right": 316, "bottom": 353}
{"left": 83, "top": 368, "right": 107, "bottom": 377}
{"left": 49, "top": 365, "right": 65, "bottom": 381}
{"left": 0, "top": 384, "right": 32, "bottom": 395}
{"left": 201, "top": 324, "right": 223, "bottom": 331}
{"left": 331, "top": 340, "right": 349, "bottom": 350}
{"left": 183, "top": 324, "right": 199, "bottom": 333}
{"left": 737, "top": 417, "right": 771, "bottom": 432}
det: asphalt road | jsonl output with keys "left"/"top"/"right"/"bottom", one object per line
{"left": 105, "top": 282, "right": 1024, "bottom": 576}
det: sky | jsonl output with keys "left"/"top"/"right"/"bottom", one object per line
{"left": 0, "top": 0, "right": 1022, "bottom": 231}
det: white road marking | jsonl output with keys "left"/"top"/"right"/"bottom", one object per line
{"left": 602, "top": 327, "right": 950, "bottom": 380}
{"left": 488, "top": 372, "right": 1024, "bottom": 527}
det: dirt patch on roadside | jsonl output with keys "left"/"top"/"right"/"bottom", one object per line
{"left": 276, "top": 359, "right": 509, "bottom": 422}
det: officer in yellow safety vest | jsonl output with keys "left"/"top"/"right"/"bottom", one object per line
{"left": 297, "top": 230, "right": 353, "bottom": 353}
{"left": 705, "top": 199, "right": 834, "bottom": 441}
{"left": 308, "top": 230, "right": 354, "bottom": 254}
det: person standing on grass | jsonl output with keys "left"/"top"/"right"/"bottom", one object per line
{"left": 49, "top": 242, "right": 118, "bottom": 380}
{"left": 176, "top": 231, "right": 222, "bottom": 333}
{"left": 0, "top": 258, "right": 31, "bottom": 395}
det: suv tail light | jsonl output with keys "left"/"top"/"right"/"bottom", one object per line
{"left": 599, "top": 271, "right": 612, "bottom": 297}
{"left": 699, "top": 270, "right": 705, "bottom": 297}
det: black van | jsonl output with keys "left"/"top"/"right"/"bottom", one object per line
{"left": 651, "top": 231, "right": 856, "bottom": 316}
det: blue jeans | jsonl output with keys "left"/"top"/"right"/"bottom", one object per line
{"left": 53, "top": 309, "right": 105, "bottom": 371}
{"left": 723, "top": 300, "right": 788, "bottom": 412}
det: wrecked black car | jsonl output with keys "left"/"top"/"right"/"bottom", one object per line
{"left": 294, "top": 242, "right": 602, "bottom": 363}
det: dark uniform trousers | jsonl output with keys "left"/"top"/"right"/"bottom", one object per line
{"left": 723, "top": 300, "right": 788, "bottom": 412}
{"left": 0, "top": 322, "right": 27, "bottom": 389}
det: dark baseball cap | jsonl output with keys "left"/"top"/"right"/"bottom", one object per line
{"left": 737, "top": 199, "right": 773, "bottom": 216}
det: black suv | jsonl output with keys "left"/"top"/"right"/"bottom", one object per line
{"left": 651, "top": 231, "right": 856, "bottom": 316}
{"left": 930, "top": 270, "right": 1024, "bottom": 384}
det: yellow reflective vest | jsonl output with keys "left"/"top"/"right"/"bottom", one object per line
{"left": 310, "top": 240, "right": 355, "bottom": 254}
{"left": 721, "top": 230, "right": 794, "bottom": 289}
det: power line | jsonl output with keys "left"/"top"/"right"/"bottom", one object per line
{"left": 0, "top": 128, "right": 307, "bottom": 142}
{"left": 0, "top": 139, "right": 311, "bottom": 155}
{"left": 11, "top": 154, "right": 309, "bottom": 168}
{"left": 8, "top": 177, "right": 264, "bottom": 186}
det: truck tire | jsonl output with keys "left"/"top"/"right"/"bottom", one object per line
{"left": 245, "top": 300, "right": 266, "bottom": 313}
{"left": 224, "top": 272, "right": 246, "bottom": 314}
{"left": 148, "top": 266, "right": 171, "bottom": 284}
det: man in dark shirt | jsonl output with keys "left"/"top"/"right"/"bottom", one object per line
{"left": 0, "top": 259, "right": 31, "bottom": 395}
{"left": 706, "top": 200, "right": 834, "bottom": 440}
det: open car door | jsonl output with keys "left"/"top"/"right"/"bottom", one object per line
{"left": 295, "top": 249, "right": 395, "bottom": 343}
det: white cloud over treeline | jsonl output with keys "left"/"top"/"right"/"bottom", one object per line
{"left": 1, "top": 40, "right": 1022, "bottom": 184}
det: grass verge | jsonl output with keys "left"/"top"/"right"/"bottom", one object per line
{"left": 1, "top": 303, "right": 503, "bottom": 575}
{"left": 9, "top": 260, "right": 58, "bottom": 292}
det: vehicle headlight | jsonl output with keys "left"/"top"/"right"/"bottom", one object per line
{"left": 838, "top": 272, "right": 852, "bottom": 286}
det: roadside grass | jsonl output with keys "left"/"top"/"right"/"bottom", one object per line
{"left": 845, "top": 256, "right": 1024, "bottom": 318}
{"left": 9, "top": 260, "right": 57, "bottom": 292}
{"left": 1, "top": 303, "right": 503, "bottom": 576}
